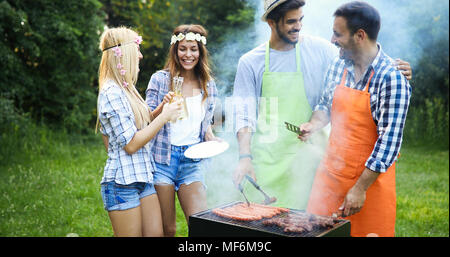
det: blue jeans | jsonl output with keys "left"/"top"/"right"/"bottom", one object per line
{"left": 154, "top": 144, "right": 206, "bottom": 191}
{"left": 100, "top": 181, "right": 157, "bottom": 211}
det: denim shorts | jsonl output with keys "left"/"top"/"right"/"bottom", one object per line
{"left": 154, "top": 144, "right": 206, "bottom": 191}
{"left": 100, "top": 181, "right": 157, "bottom": 211}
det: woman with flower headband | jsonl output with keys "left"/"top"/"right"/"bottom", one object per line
{"left": 145, "top": 24, "right": 218, "bottom": 237}
{"left": 97, "top": 27, "right": 182, "bottom": 236}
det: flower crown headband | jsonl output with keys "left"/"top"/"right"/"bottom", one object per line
{"left": 102, "top": 36, "right": 143, "bottom": 88}
{"left": 170, "top": 32, "right": 207, "bottom": 45}
{"left": 102, "top": 36, "right": 143, "bottom": 52}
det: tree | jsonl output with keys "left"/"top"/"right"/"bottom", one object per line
{"left": 0, "top": 0, "right": 255, "bottom": 133}
{"left": 0, "top": 0, "right": 105, "bottom": 132}
{"left": 402, "top": 0, "right": 449, "bottom": 148}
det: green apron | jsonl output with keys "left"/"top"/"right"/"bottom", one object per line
{"left": 247, "top": 42, "right": 328, "bottom": 209}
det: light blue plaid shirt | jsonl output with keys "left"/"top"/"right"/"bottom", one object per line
{"left": 145, "top": 70, "right": 218, "bottom": 165}
{"left": 315, "top": 44, "right": 412, "bottom": 172}
{"left": 98, "top": 80, "right": 156, "bottom": 185}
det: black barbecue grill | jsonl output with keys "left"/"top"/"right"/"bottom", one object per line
{"left": 189, "top": 201, "right": 351, "bottom": 237}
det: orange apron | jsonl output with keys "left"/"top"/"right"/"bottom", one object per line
{"left": 307, "top": 69, "right": 396, "bottom": 237}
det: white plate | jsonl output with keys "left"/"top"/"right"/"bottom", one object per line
{"left": 184, "top": 140, "right": 230, "bottom": 159}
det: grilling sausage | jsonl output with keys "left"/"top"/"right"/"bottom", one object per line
{"left": 212, "top": 203, "right": 340, "bottom": 234}
{"left": 212, "top": 207, "right": 261, "bottom": 221}
{"left": 212, "top": 202, "right": 289, "bottom": 221}
{"left": 250, "top": 202, "right": 289, "bottom": 213}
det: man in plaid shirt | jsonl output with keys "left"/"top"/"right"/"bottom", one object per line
{"left": 299, "top": 1, "right": 412, "bottom": 236}
{"left": 312, "top": 46, "right": 411, "bottom": 173}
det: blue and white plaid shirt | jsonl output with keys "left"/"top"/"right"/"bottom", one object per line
{"left": 98, "top": 80, "right": 156, "bottom": 185}
{"left": 315, "top": 44, "right": 412, "bottom": 173}
{"left": 145, "top": 70, "right": 218, "bottom": 165}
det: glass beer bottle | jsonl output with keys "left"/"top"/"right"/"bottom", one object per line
{"left": 171, "top": 76, "right": 188, "bottom": 120}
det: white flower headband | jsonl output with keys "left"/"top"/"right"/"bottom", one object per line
{"left": 170, "top": 32, "right": 207, "bottom": 45}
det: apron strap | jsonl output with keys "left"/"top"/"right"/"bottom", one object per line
{"left": 295, "top": 43, "right": 301, "bottom": 72}
{"left": 265, "top": 42, "right": 270, "bottom": 72}
{"left": 363, "top": 70, "right": 375, "bottom": 93}
{"left": 340, "top": 68, "right": 375, "bottom": 93}
{"left": 339, "top": 69, "right": 348, "bottom": 86}
{"left": 265, "top": 41, "right": 301, "bottom": 73}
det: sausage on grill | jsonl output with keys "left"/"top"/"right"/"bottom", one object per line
{"left": 212, "top": 203, "right": 289, "bottom": 221}
{"left": 212, "top": 207, "right": 261, "bottom": 221}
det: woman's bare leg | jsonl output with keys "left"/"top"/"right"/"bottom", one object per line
{"left": 177, "top": 181, "right": 207, "bottom": 224}
{"left": 155, "top": 184, "right": 177, "bottom": 237}
{"left": 108, "top": 206, "right": 142, "bottom": 237}
{"left": 140, "top": 194, "right": 164, "bottom": 237}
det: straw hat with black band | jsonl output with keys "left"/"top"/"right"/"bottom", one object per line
{"left": 261, "top": 0, "right": 289, "bottom": 21}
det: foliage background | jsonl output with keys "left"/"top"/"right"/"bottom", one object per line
{"left": 0, "top": 0, "right": 255, "bottom": 134}
{"left": 0, "top": 0, "right": 104, "bottom": 133}
{"left": 0, "top": 0, "right": 255, "bottom": 164}
{"left": 400, "top": 0, "right": 449, "bottom": 148}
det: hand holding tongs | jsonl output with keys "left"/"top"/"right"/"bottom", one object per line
{"left": 284, "top": 121, "right": 311, "bottom": 144}
{"left": 244, "top": 175, "right": 277, "bottom": 205}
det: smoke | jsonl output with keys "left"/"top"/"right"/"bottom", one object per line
{"left": 205, "top": 0, "right": 263, "bottom": 207}
{"left": 251, "top": 0, "right": 449, "bottom": 66}
{"left": 205, "top": 0, "right": 449, "bottom": 209}
{"left": 300, "top": 0, "right": 449, "bottom": 66}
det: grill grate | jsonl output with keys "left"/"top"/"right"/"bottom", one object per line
{"left": 189, "top": 201, "right": 351, "bottom": 237}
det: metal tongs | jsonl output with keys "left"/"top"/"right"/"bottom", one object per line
{"left": 284, "top": 121, "right": 311, "bottom": 144}
{"left": 238, "top": 183, "right": 251, "bottom": 207}
{"left": 244, "top": 175, "right": 277, "bottom": 205}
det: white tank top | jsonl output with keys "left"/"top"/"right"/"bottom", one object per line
{"left": 170, "top": 93, "right": 206, "bottom": 146}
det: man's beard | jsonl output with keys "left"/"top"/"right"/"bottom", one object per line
{"left": 335, "top": 39, "right": 356, "bottom": 61}
{"left": 276, "top": 23, "right": 299, "bottom": 45}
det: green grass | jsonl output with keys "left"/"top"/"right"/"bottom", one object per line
{"left": 395, "top": 146, "right": 449, "bottom": 236}
{"left": 0, "top": 128, "right": 448, "bottom": 237}
{"left": 0, "top": 130, "right": 110, "bottom": 236}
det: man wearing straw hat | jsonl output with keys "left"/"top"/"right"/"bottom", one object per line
{"left": 231, "top": 0, "right": 412, "bottom": 209}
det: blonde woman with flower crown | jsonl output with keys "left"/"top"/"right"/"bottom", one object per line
{"left": 97, "top": 27, "right": 182, "bottom": 237}
{"left": 145, "top": 24, "right": 219, "bottom": 237}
